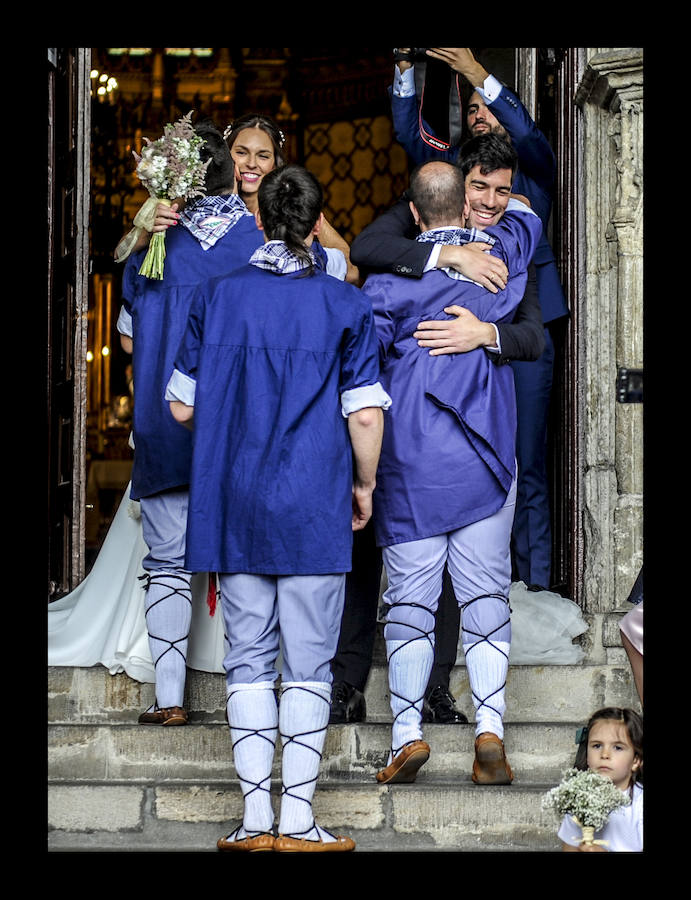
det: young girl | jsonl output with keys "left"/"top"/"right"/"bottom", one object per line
{"left": 560, "top": 707, "right": 643, "bottom": 852}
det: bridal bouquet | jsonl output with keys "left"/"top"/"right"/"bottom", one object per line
{"left": 131, "top": 111, "right": 210, "bottom": 279}
{"left": 542, "top": 767, "right": 631, "bottom": 847}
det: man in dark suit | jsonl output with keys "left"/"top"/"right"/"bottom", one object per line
{"left": 330, "top": 133, "right": 545, "bottom": 727}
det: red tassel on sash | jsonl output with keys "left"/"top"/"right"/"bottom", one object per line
{"left": 207, "top": 573, "right": 217, "bottom": 616}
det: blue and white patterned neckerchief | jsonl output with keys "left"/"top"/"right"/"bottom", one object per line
{"left": 249, "top": 240, "right": 319, "bottom": 274}
{"left": 179, "top": 194, "right": 253, "bottom": 250}
{"left": 417, "top": 226, "right": 496, "bottom": 283}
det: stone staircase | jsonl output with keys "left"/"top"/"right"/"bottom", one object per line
{"left": 48, "top": 626, "right": 638, "bottom": 852}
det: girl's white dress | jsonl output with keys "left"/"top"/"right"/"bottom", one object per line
{"left": 48, "top": 485, "right": 588, "bottom": 682}
{"left": 558, "top": 781, "right": 643, "bottom": 852}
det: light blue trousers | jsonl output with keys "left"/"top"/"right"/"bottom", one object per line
{"left": 139, "top": 488, "right": 189, "bottom": 573}
{"left": 219, "top": 573, "right": 345, "bottom": 690}
{"left": 382, "top": 477, "right": 516, "bottom": 644}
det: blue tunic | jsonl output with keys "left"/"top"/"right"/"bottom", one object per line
{"left": 364, "top": 208, "right": 542, "bottom": 548}
{"left": 121, "top": 217, "right": 264, "bottom": 500}
{"left": 174, "top": 263, "right": 383, "bottom": 575}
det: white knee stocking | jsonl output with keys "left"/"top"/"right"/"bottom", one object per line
{"left": 278, "top": 681, "right": 332, "bottom": 841}
{"left": 463, "top": 639, "right": 509, "bottom": 738}
{"left": 461, "top": 593, "right": 511, "bottom": 738}
{"left": 143, "top": 571, "right": 192, "bottom": 709}
{"left": 387, "top": 638, "right": 434, "bottom": 758}
{"left": 227, "top": 682, "right": 278, "bottom": 836}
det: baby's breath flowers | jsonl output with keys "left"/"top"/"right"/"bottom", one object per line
{"left": 542, "top": 767, "right": 631, "bottom": 847}
{"left": 132, "top": 111, "right": 211, "bottom": 279}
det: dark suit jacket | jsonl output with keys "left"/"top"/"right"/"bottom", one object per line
{"left": 350, "top": 196, "right": 545, "bottom": 364}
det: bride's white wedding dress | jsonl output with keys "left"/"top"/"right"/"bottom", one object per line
{"left": 47, "top": 483, "right": 226, "bottom": 682}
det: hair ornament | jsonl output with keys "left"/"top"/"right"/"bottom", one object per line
{"left": 575, "top": 726, "right": 588, "bottom": 746}
{"left": 222, "top": 121, "right": 286, "bottom": 148}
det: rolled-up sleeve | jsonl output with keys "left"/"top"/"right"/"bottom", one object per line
{"left": 164, "top": 368, "right": 197, "bottom": 406}
{"left": 117, "top": 305, "right": 133, "bottom": 338}
{"left": 341, "top": 381, "right": 392, "bottom": 417}
{"left": 339, "top": 297, "right": 392, "bottom": 416}
{"left": 324, "top": 247, "right": 347, "bottom": 281}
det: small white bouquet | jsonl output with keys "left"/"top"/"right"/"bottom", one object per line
{"left": 542, "top": 767, "right": 631, "bottom": 848}
{"left": 131, "top": 111, "right": 210, "bottom": 279}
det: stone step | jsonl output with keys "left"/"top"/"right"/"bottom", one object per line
{"left": 47, "top": 659, "right": 636, "bottom": 852}
{"left": 48, "top": 721, "right": 579, "bottom": 784}
{"left": 48, "top": 661, "right": 638, "bottom": 725}
{"left": 48, "top": 778, "right": 563, "bottom": 852}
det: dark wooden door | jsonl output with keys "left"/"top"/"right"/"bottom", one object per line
{"left": 47, "top": 48, "right": 91, "bottom": 598}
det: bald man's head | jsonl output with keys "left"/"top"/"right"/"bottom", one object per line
{"left": 408, "top": 161, "right": 466, "bottom": 231}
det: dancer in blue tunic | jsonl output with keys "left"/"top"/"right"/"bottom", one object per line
{"left": 117, "top": 117, "right": 264, "bottom": 727}
{"left": 167, "top": 164, "right": 390, "bottom": 852}
{"left": 50, "top": 115, "right": 354, "bottom": 712}
{"left": 364, "top": 158, "right": 541, "bottom": 786}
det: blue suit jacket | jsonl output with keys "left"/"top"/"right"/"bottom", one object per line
{"left": 390, "top": 83, "right": 569, "bottom": 325}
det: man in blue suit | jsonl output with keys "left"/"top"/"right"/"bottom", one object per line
{"left": 390, "top": 48, "right": 569, "bottom": 592}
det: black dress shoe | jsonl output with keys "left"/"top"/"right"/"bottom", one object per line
{"left": 329, "top": 681, "right": 366, "bottom": 724}
{"left": 422, "top": 685, "right": 468, "bottom": 724}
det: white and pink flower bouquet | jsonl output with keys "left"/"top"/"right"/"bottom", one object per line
{"left": 132, "top": 111, "right": 210, "bottom": 279}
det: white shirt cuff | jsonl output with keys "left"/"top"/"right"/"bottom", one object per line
{"left": 324, "top": 247, "right": 347, "bottom": 281}
{"left": 165, "top": 368, "right": 196, "bottom": 406}
{"left": 486, "top": 323, "right": 501, "bottom": 353}
{"left": 423, "top": 243, "right": 443, "bottom": 272}
{"left": 341, "top": 382, "right": 392, "bottom": 417}
{"left": 393, "top": 65, "right": 416, "bottom": 98}
{"left": 117, "top": 305, "right": 133, "bottom": 338}
{"left": 476, "top": 73, "right": 503, "bottom": 104}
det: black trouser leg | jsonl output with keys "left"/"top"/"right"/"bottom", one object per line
{"left": 331, "top": 518, "right": 382, "bottom": 692}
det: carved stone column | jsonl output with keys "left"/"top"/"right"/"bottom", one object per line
{"left": 575, "top": 49, "right": 643, "bottom": 624}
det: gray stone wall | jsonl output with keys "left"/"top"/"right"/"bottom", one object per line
{"left": 574, "top": 49, "right": 643, "bottom": 634}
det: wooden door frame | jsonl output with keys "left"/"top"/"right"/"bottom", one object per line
{"left": 516, "top": 48, "right": 586, "bottom": 604}
{"left": 47, "top": 47, "right": 91, "bottom": 595}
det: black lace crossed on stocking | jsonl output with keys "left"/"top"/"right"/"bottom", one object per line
{"left": 139, "top": 572, "right": 192, "bottom": 709}
{"left": 278, "top": 684, "right": 339, "bottom": 841}
{"left": 385, "top": 600, "right": 435, "bottom": 759}
{"left": 226, "top": 694, "right": 277, "bottom": 839}
{"left": 460, "top": 592, "right": 511, "bottom": 724}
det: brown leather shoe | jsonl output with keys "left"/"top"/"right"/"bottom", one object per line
{"left": 217, "top": 829, "right": 275, "bottom": 852}
{"left": 375, "top": 739, "right": 430, "bottom": 784}
{"left": 274, "top": 834, "right": 355, "bottom": 853}
{"left": 138, "top": 706, "right": 188, "bottom": 726}
{"left": 472, "top": 732, "right": 513, "bottom": 784}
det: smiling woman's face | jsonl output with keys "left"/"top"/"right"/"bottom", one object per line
{"left": 230, "top": 127, "right": 276, "bottom": 196}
